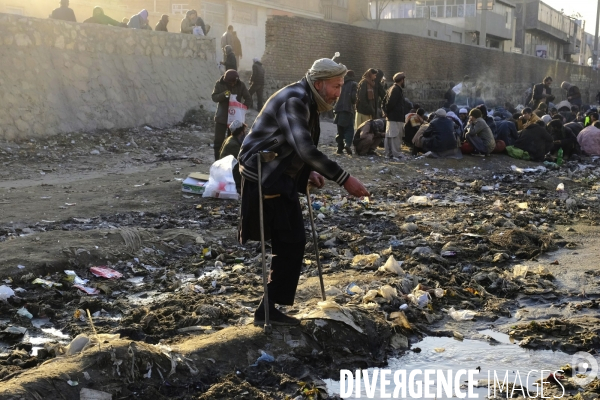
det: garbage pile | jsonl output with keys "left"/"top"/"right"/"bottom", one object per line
{"left": 1, "top": 126, "right": 600, "bottom": 398}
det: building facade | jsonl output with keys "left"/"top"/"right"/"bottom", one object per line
{"left": 514, "top": 0, "right": 579, "bottom": 61}
{"left": 351, "top": 0, "right": 516, "bottom": 51}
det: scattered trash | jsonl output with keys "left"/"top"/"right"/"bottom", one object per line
{"left": 407, "top": 195, "right": 431, "bottom": 205}
{"left": 80, "top": 388, "right": 112, "bottom": 400}
{"left": 379, "top": 255, "right": 404, "bottom": 275}
{"left": 64, "top": 270, "right": 89, "bottom": 285}
{"left": 251, "top": 350, "right": 275, "bottom": 367}
{"left": 434, "top": 348, "right": 445, "bottom": 353}
{"left": 16, "top": 307, "right": 33, "bottom": 319}
{"left": 351, "top": 254, "right": 381, "bottom": 269}
{"left": 345, "top": 282, "right": 364, "bottom": 295}
{"left": 556, "top": 183, "right": 565, "bottom": 191}
{"left": 448, "top": 307, "right": 477, "bottom": 321}
{"left": 67, "top": 380, "right": 79, "bottom": 386}
{"left": 73, "top": 285, "right": 100, "bottom": 295}
{"left": 32, "top": 278, "right": 62, "bottom": 288}
{"left": 0, "top": 285, "right": 15, "bottom": 301}
{"left": 90, "top": 266, "right": 123, "bottom": 279}
{"left": 513, "top": 265, "right": 529, "bottom": 278}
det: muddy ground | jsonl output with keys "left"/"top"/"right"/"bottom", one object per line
{"left": 0, "top": 109, "right": 599, "bottom": 399}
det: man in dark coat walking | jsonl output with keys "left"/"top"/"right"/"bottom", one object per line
{"left": 211, "top": 70, "right": 252, "bottom": 160}
{"left": 334, "top": 70, "right": 357, "bottom": 155}
{"left": 249, "top": 58, "right": 266, "bottom": 111}
{"left": 50, "top": 0, "right": 76, "bottom": 22}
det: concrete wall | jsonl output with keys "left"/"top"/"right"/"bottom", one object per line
{"left": 0, "top": 13, "right": 219, "bottom": 141}
{"left": 262, "top": 16, "right": 600, "bottom": 109}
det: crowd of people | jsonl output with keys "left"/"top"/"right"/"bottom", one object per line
{"left": 344, "top": 72, "right": 600, "bottom": 162}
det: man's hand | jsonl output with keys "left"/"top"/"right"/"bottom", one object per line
{"left": 343, "top": 176, "right": 370, "bottom": 198}
{"left": 308, "top": 171, "right": 325, "bottom": 189}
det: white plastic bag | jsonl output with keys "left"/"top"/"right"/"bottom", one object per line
{"left": 192, "top": 26, "right": 204, "bottom": 36}
{"left": 202, "top": 155, "right": 239, "bottom": 200}
{"left": 227, "top": 94, "right": 247, "bottom": 126}
{"left": 452, "top": 82, "right": 463, "bottom": 94}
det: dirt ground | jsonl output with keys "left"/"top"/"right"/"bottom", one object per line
{"left": 1, "top": 111, "right": 600, "bottom": 399}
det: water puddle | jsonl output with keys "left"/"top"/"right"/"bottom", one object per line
{"left": 325, "top": 330, "right": 588, "bottom": 399}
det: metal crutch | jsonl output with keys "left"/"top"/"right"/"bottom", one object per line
{"left": 257, "top": 151, "right": 277, "bottom": 334}
{"left": 306, "top": 185, "right": 327, "bottom": 301}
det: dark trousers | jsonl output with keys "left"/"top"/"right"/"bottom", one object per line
{"left": 249, "top": 84, "right": 264, "bottom": 111}
{"left": 214, "top": 122, "right": 228, "bottom": 160}
{"left": 336, "top": 124, "right": 354, "bottom": 150}
{"left": 239, "top": 176, "right": 306, "bottom": 305}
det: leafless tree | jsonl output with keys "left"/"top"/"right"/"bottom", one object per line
{"left": 360, "top": 0, "right": 392, "bottom": 30}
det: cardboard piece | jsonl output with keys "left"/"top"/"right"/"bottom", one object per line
{"left": 182, "top": 174, "right": 208, "bottom": 195}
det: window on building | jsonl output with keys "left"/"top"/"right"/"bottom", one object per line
{"left": 465, "top": 0, "right": 476, "bottom": 17}
{"left": 505, "top": 9, "right": 511, "bottom": 29}
{"left": 434, "top": 30, "right": 438, "bottom": 37}
{"left": 172, "top": 4, "right": 189, "bottom": 15}
{"left": 428, "top": 29, "right": 432, "bottom": 36}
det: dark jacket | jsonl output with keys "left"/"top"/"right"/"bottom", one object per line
{"left": 83, "top": 7, "right": 120, "bottom": 26}
{"left": 219, "top": 135, "right": 243, "bottom": 160}
{"left": 211, "top": 77, "right": 252, "bottom": 124}
{"left": 356, "top": 78, "right": 376, "bottom": 116}
{"left": 531, "top": 83, "right": 554, "bottom": 107}
{"left": 250, "top": 61, "right": 265, "bottom": 86}
{"left": 155, "top": 20, "right": 168, "bottom": 32}
{"left": 334, "top": 76, "right": 357, "bottom": 114}
{"left": 238, "top": 79, "right": 350, "bottom": 188}
{"left": 50, "top": 6, "right": 76, "bottom": 22}
{"left": 443, "top": 88, "right": 456, "bottom": 108}
{"left": 565, "top": 121, "right": 583, "bottom": 136}
{"left": 495, "top": 120, "right": 518, "bottom": 146}
{"left": 382, "top": 83, "right": 405, "bottom": 122}
{"left": 514, "top": 123, "right": 554, "bottom": 161}
{"left": 223, "top": 48, "right": 237, "bottom": 71}
{"left": 422, "top": 116, "right": 457, "bottom": 152}
{"left": 567, "top": 86, "right": 582, "bottom": 106}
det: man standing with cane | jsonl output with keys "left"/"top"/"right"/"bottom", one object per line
{"left": 238, "top": 57, "right": 370, "bottom": 328}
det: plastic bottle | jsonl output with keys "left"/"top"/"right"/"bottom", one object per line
{"left": 557, "top": 148, "right": 563, "bottom": 166}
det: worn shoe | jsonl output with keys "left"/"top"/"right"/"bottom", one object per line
{"left": 254, "top": 301, "right": 300, "bottom": 326}
{"left": 345, "top": 146, "right": 353, "bottom": 155}
{"left": 336, "top": 149, "right": 344, "bottom": 155}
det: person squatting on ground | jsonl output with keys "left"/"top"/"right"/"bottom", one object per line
{"left": 420, "top": 108, "right": 459, "bottom": 157}
{"left": 211, "top": 69, "right": 252, "bottom": 160}
{"left": 249, "top": 58, "right": 266, "bottom": 111}
{"left": 237, "top": 58, "right": 370, "bottom": 326}
{"left": 382, "top": 72, "right": 407, "bottom": 159}
{"left": 219, "top": 120, "right": 247, "bottom": 193}
{"left": 334, "top": 70, "right": 357, "bottom": 155}
{"left": 464, "top": 108, "right": 496, "bottom": 156}
{"left": 404, "top": 108, "right": 426, "bottom": 153}
{"left": 353, "top": 119, "right": 386, "bottom": 156}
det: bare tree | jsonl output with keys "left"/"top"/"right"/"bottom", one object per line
{"left": 360, "top": 0, "right": 392, "bottom": 30}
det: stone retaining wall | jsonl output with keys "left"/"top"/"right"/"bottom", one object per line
{"left": 0, "top": 13, "right": 220, "bottom": 141}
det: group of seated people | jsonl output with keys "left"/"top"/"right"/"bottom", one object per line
{"left": 50, "top": 1, "right": 209, "bottom": 34}
{"left": 352, "top": 100, "right": 600, "bottom": 161}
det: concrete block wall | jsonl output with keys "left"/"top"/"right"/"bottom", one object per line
{"left": 0, "top": 13, "right": 220, "bottom": 141}
{"left": 262, "top": 16, "right": 600, "bottom": 110}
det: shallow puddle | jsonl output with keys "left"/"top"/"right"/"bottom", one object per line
{"left": 325, "top": 330, "right": 594, "bottom": 399}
